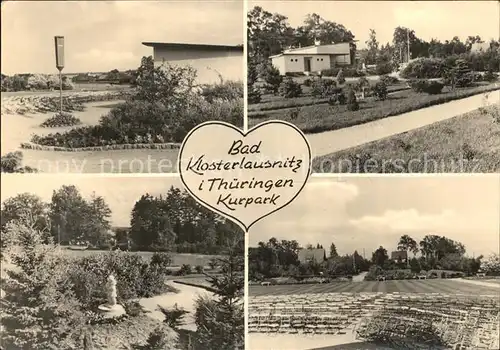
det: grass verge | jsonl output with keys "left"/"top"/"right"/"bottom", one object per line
{"left": 312, "top": 105, "right": 500, "bottom": 173}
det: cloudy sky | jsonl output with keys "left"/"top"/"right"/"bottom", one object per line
{"left": 249, "top": 176, "right": 500, "bottom": 258}
{"left": 250, "top": 1, "right": 499, "bottom": 49}
{"left": 1, "top": 175, "right": 182, "bottom": 227}
{"left": 1, "top": 0, "right": 243, "bottom": 74}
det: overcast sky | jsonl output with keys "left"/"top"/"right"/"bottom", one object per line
{"left": 249, "top": 176, "right": 500, "bottom": 258}
{"left": 1, "top": 0, "right": 243, "bottom": 74}
{"left": 1, "top": 175, "right": 182, "bottom": 228}
{"left": 250, "top": 1, "right": 499, "bottom": 49}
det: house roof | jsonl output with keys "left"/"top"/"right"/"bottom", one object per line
{"left": 391, "top": 251, "right": 408, "bottom": 260}
{"left": 142, "top": 42, "right": 243, "bottom": 52}
{"left": 298, "top": 248, "right": 326, "bottom": 262}
{"left": 270, "top": 42, "right": 351, "bottom": 59}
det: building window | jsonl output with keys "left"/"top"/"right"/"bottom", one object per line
{"left": 321, "top": 58, "right": 324, "bottom": 61}
{"left": 290, "top": 59, "right": 294, "bottom": 62}
{"left": 295, "top": 59, "right": 298, "bottom": 62}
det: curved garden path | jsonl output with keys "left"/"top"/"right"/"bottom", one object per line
{"left": 307, "top": 90, "right": 500, "bottom": 158}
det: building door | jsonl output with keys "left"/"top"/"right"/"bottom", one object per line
{"left": 303, "top": 57, "right": 312, "bottom": 72}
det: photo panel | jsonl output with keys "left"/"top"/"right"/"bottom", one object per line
{"left": 247, "top": 1, "right": 500, "bottom": 174}
{"left": 1, "top": 0, "right": 244, "bottom": 174}
{"left": 0, "top": 175, "right": 244, "bottom": 349}
{"left": 247, "top": 175, "right": 500, "bottom": 349}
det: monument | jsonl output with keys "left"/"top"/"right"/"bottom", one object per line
{"left": 98, "top": 274, "right": 126, "bottom": 318}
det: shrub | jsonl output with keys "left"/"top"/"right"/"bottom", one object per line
{"left": 1, "top": 151, "right": 38, "bottom": 173}
{"left": 303, "top": 78, "right": 313, "bottom": 87}
{"left": 195, "top": 265, "right": 204, "bottom": 274}
{"left": 150, "top": 252, "right": 173, "bottom": 269}
{"left": 328, "top": 90, "right": 346, "bottom": 105}
{"left": 311, "top": 78, "right": 337, "bottom": 98}
{"left": 336, "top": 69, "right": 346, "bottom": 84}
{"left": 455, "top": 72, "right": 474, "bottom": 88}
{"left": 400, "top": 58, "right": 444, "bottom": 79}
{"left": 422, "top": 81, "right": 444, "bottom": 95}
{"left": 321, "top": 67, "right": 365, "bottom": 77}
{"left": 483, "top": 71, "right": 499, "bottom": 82}
{"left": 158, "top": 304, "right": 189, "bottom": 329}
{"left": 263, "top": 64, "right": 283, "bottom": 94}
{"left": 247, "top": 85, "right": 262, "bottom": 104}
{"left": 364, "top": 265, "right": 384, "bottom": 281}
{"left": 409, "top": 79, "right": 428, "bottom": 93}
{"left": 200, "top": 80, "right": 243, "bottom": 103}
{"left": 372, "top": 81, "right": 388, "bottom": 100}
{"left": 346, "top": 88, "right": 359, "bottom": 111}
{"left": 278, "top": 77, "right": 302, "bottom": 98}
{"left": 375, "top": 61, "right": 393, "bottom": 75}
{"left": 40, "top": 112, "right": 82, "bottom": 128}
{"left": 176, "top": 264, "right": 192, "bottom": 276}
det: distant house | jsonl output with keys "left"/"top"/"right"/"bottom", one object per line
{"left": 471, "top": 42, "right": 490, "bottom": 53}
{"left": 298, "top": 248, "right": 326, "bottom": 264}
{"left": 142, "top": 42, "right": 243, "bottom": 84}
{"left": 391, "top": 250, "right": 408, "bottom": 263}
{"left": 270, "top": 41, "right": 353, "bottom": 75}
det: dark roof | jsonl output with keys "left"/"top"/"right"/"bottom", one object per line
{"left": 142, "top": 42, "right": 243, "bottom": 52}
{"left": 391, "top": 250, "right": 408, "bottom": 260}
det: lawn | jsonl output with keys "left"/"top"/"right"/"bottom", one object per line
{"left": 312, "top": 104, "right": 500, "bottom": 173}
{"left": 248, "top": 83, "right": 500, "bottom": 134}
{"left": 249, "top": 279, "right": 500, "bottom": 297}
{"left": 59, "top": 249, "right": 223, "bottom": 267}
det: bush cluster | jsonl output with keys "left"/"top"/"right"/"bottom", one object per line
{"left": 321, "top": 67, "right": 365, "bottom": 77}
{"left": 401, "top": 58, "right": 445, "bottom": 79}
{"left": 346, "top": 88, "right": 359, "bottom": 111}
{"left": 67, "top": 251, "right": 176, "bottom": 308}
{"left": 278, "top": 77, "right": 302, "bottom": 98}
{"left": 201, "top": 80, "right": 243, "bottom": 103}
{"left": 483, "top": 71, "right": 499, "bottom": 82}
{"left": 372, "top": 81, "right": 388, "bottom": 100}
{"left": 409, "top": 80, "right": 444, "bottom": 95}
{"left": 311, "top": 78, "right": 337, "bottom": 98}
{"left": 247, "top": 85, "right": 262, "bottom": 104}
{"left": 40, "top": 112, "right": 82, "bottom": 128}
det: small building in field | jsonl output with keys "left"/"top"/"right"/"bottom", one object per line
{"left": 270, "top": 41, "right": 353, "bottom": 75}
{"left": 471, "top": 42, "right": 491, "bottom": 53}
{"left": 142, "top": 42, "right": 243, "bottom": 84}
{"left": 391, "top": 250, "right": 408, "bottom": 263}
{"left": 298, "top": 248, "right": 326, "bottom": 264}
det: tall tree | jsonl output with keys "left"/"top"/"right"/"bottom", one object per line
{"left": 329, "top": 243, "right": 339, "bottom": 258}
{"left": 397, "top": 234, "right": 419, "bottom": 266}
{"left": 1, "top": 193, "right": 50, "bottom": 233}
{"left": 372, "top": 246, "right": 389, "bottom": 267}
{"left": 49, "top": 185, "right": 88, "bottom": 244}
{"left": 81, "top": 193, "right": 112, "bottom": 247}
{"left": 365, "top": 29, "right": 379, "bottom": 65}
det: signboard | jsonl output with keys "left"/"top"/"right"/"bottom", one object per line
{"left": 54, "top": 36, "right": 65, "bottom": 70}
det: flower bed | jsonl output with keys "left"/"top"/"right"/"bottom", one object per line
{"left": 40, "top": 112, "right": 82, "bottom": 128}
{"left": 1, "top": 90, "right": 132, "bottom": 115}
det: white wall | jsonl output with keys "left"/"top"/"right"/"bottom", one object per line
{"left": 273, "top": 54, "right": 331, "bottom": 74}
{"left": 153, "top": 47, "right": 243, "bottom": 84}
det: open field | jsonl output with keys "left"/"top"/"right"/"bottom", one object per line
{"left": 248, "top": 83, "right": 499, "bottom": 134}
{"left": 312, "top": 103, "right": 500, "bottom": 173}
{"left": 249, "top": 279, "right": 500, "bottom": 297}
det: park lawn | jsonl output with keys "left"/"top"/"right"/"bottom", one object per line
{"left": 248, "top": 279, "right": 500, "bottom": 297}
{"left": 248, "top": 83, "right": 500, "bottom": 134}
{"left": 311, "top": 105, "right": 500, "bottom": 173}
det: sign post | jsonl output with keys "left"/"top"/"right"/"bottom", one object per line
{"left": 54, "top": 36, "right": 65, "bottom": 115}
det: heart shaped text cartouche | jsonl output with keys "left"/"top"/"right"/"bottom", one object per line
{"left": 178, "top": 120, "right": 311, "bottom": 232}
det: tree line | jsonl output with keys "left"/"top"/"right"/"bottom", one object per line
{"left": 249, "top": 233, "right": 497, "bottom": 281}
{"left": 0, "top": 185, "right": 242, "bottom": 254}
{"left": 248, "top": 5, "right": 499, "bottom": 72}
